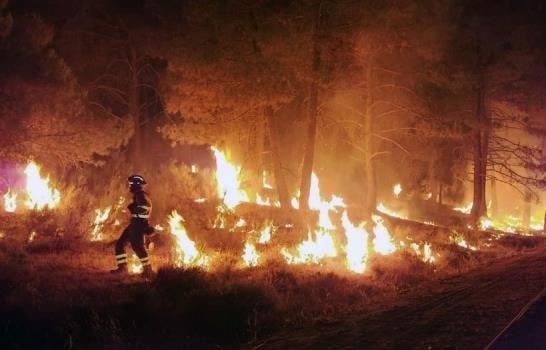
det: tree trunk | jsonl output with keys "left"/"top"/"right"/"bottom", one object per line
{"left": 298, "top": 3, "right": 322, "bottom": 211}
{"left": 522, "top": 191, "right": 532, "bottom": 229}
{"left": 471, "top": 71, "right": 488, "bottom": 222}
{"left": 249, "top": 117, "right": 265, "bottom": 199}
{"left": 128, "top": 45, "right": 142, "bottom": 172}
{"left": 490, "top": 177, "right": 498, "bottom": 217}
{"left": 266, "top": 107, "right": 291, "bottom": 209}
{"left": 363, "top": 64, "right": 376, "bottom": 219}
{"left": 428, "top": 158, "right": 439, "bottom": 203}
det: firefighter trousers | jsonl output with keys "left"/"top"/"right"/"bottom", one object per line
{"left": 114, "top": 220, "right": 150, "bottom": 267}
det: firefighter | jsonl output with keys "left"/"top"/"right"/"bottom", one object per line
{"left": 111, "top": 174, "right": 154, "bottom": 277}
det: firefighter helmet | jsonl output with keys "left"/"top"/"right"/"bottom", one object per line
{"left": 128, "top": 174, "right": 146, "bottom": 186}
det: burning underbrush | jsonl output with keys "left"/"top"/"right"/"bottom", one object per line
{"left": 0, "top": 153, "right": 544, "bottom": 348}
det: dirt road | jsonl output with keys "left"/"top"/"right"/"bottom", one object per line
{"left": 250, "top": 245, "right": 546, "bottom": 350}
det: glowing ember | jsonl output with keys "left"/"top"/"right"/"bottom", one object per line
{"left": 91, "top": 207, "right": 111, "bottom": 241}
{"left": 211, "top": 147, "right": 248, "bottom": 209}
{"left": 154, "top": 224, "right": 165, "bottom": 231}
{"left": 28, "top": 231, "right": 37, "bottom": 243}
{"left": 194, "top": 197, "right": 206, "bottom": 203}
{"left": 242, "top": 242, "right": 260, "bottom": 267}
{"left": 372, "top": 215, "right": 396, "bottom": 255}
{"left": 341, "top": 211, "right": 368, "bottom": 274}
{"left": 450, "top": 234, "right": 478, "bottom": 251}
{"left": 24, "top": 161, "right": 61, "bottom": 210}
{"left": 191, "top": 164, "right": 198, "bottom": 173}
{"left": 0, "top": 232, "right": 5, "bottom": 239}
{"left": 168, "top": 210, "right": 209, "bottom": 267}
{"left": 425, "top": 192, "right": 432, "bottom": 200}
{"left": 258, "top": 223, "right": 274, "bottom": 244}
{"left": 393, "top": 183, "right": 402, "bottom": 197}
{"left": 3, "top": 189, "right": 16, "bottom": 213}
{"left": 454, "top": 202, "right": 472, "bottom": 214}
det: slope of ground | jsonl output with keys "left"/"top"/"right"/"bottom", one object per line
{"left": 248, "top": 243, "right": 546, "bottom": 350}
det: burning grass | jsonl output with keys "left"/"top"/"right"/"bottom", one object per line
{"left": 1, "top": 216, "right": 543, "bottom": 349}
{"left": 0, "top": 154, "right": 544, "bottom": 348}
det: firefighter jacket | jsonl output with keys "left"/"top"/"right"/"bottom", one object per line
{"left": 128, "top": 190, "right": 152, "bottom": 220}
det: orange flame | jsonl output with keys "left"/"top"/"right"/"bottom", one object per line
{"left": 24, "top": 161, "right": 60, "bottom": 210}
{"left": 3, "top": 189, "right": 16, "bottom": 213}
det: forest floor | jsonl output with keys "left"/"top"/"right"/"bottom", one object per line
{"left": 0, "top": 224, "right": 545, "bottom": 349}
{"left": 248, "top": 242, "right": 546, "bottom": 350}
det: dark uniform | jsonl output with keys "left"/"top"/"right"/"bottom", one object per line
{"left": 112, "top": 175, "right": 154, "bottom": 275}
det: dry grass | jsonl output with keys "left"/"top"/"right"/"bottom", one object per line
{"left": 0, "top": 208, "right": 544, "bottom": 349}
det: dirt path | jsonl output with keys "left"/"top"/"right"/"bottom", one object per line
{"left": 249, "top": 246, "right": 546, "bottom": 350}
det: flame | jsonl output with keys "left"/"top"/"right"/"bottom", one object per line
{"left": 425, "top": 192, "right": 432, "bottom": 200}
{"left": 308, "top": 173, "right": 322, "bottom": 210}
{"left": 410, "top": 242, "right": 436, "bottom": 263}
{"left": 282, "top": 229, "right": 337, "bottom": 265}
{"left": 450, "top": 234, "right": 478, "bottom": 251}
{"left": 454, "top": 202, "right": 473, "bottom": 214}
{"left": 372, "top": 215, "right": 396, "bottom": 255}
{"left": 242, "top": 242, "right": 260, "bottom": 267}
{"left": 256, "top": 194, "right": 271, "bottom": 206}
{"left": 0, "top": 232, "right": 5, "bottom": 239}
{"left": 24, "top": 161, "right": 61, "bottom": 210}
{"left": 291, "top": 196, "right": 299, "bottom": 209}
{"left": 234, "top": 218, "right": 247, "bottom": 228}
{"left": 282, "top": 173, "right": 344, "bottom": 265}
{"left": 154, "top": 224, "right": 165, "bottom": 231}
{"left": 191, "top": 164, "right": 198, "bottom": 173}
{"left": 91, "top": 207, "right": 111, "bottom": 241}
{"left": 258, "top": 223, "right": 273, "bottom": 244}
{"left": 377, "top": 202, "right": 407, "bottom": 219}
{"left": 341, "top": 211, "right": 368, "bottom": 274}
{"left": 262, "top": 171, "right": 273, "bottom": 189}
{"left": 479, "top": 217, "right": 493, "bottom": 230}
{"left": 168, "top": 210, "right": 209, "bottom": 267}
{"left": 3, "top": 189, "right": 16, "bottom": 213}
{"left": 28, "top": 231, "right": 37, "bottom": 243}
{"left": 213, "top": 205, "right": 228, "bottom": 229}
{"left": 393, "top": 183, "right": 402, "bottom": 197}
{"left": 211, "top": 147, "right": 248, "bottom": 209}
{"left": 194, "top": 197, "right": 206, "bottom": 203}
{"left": 128, "top": 253, "right": 143, "bottom": 274}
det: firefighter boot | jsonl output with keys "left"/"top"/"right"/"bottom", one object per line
{"left": 110, "top": 263, "right": 128, "bottom": 275}
{"left": 142, "top": 264, "right": 154, "bottom": 279}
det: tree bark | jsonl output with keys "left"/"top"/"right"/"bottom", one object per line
{"left": 428, "top": 158, "right": 439, "bottom": 203}
{"left": 490, "top": 177, "right": 498, "bottom": 217}
{"left": 523, "top": 191, "right": 532, "bottom": 229}
{"left": 471, "top": 71, "right": 488, "bottom": 222}
{"left": 363, "top": 64, "right": 376, "bottom": 219}
{"left": 266, "top": 107, "right": 291, "bottom": 209}
{"left": 298, "top": 3, "right": 322, "bottom": 211}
